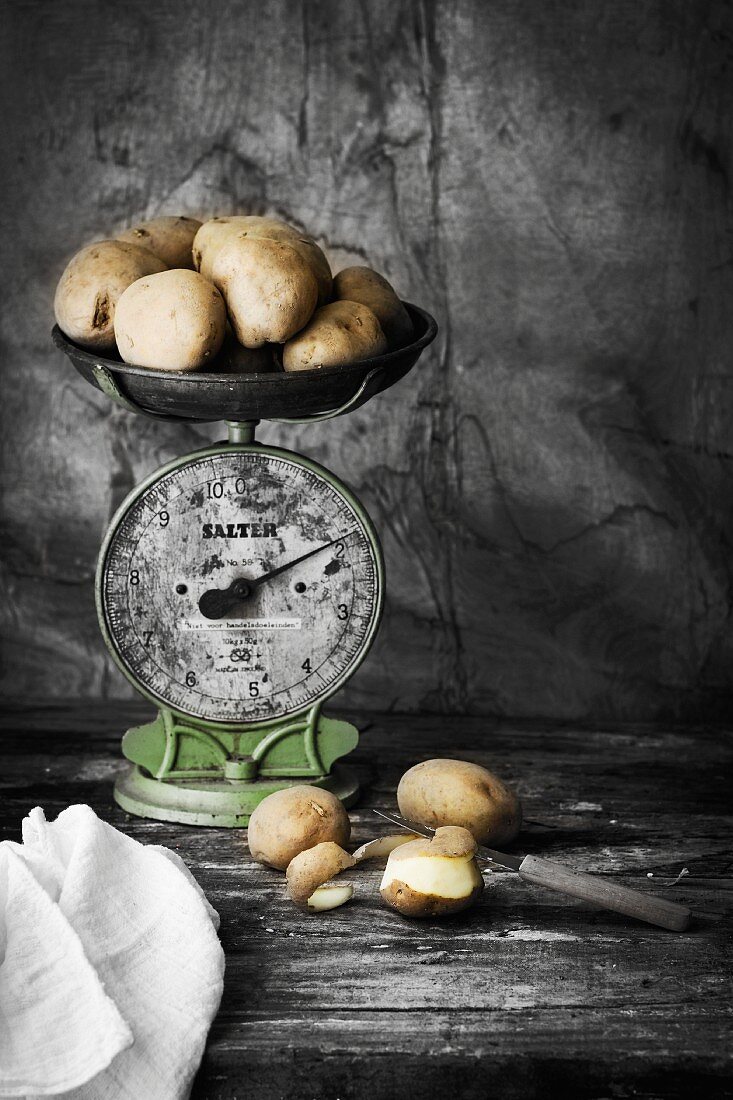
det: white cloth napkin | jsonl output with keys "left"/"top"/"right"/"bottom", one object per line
{"left": 0, "top": 805, "right": 224, "bottom": 1099}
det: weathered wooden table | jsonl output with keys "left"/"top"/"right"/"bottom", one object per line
{"left": 1, "top": 703, "right": 731, "bottom": 1098}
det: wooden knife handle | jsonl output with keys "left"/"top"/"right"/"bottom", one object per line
{"left": 518, "top": 855, "right": 692, "bottom": 931}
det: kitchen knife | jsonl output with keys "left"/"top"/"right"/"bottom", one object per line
{"left": 373, "top": 809, "right": 692, "bottom": 932}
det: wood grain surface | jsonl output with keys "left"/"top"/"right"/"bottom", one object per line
{"left": 1, "top": 702, "right": 730, "bottom": 1098}
{"left": 2, "top": 1, "right": 733, "bottom": 721}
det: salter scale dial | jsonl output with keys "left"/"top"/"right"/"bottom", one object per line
{"left": 98, "top": 439, "right": 383, "bottom": 825}
{"left": 54, "top": 299, "right": 437, "bottom": 826}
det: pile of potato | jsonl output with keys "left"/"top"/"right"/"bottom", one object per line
{"left": 54, "top": 214, "right": 414, "bottom": 374}
{"left": 247, "top": 758, "right": 522, "bottom": 918}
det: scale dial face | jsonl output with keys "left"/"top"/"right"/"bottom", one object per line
{"left": 99, "top": 447, "right": 383, "bottom": 724}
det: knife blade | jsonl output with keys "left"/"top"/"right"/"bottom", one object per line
{"left": 372, "top": 808, "right": 523, "bottom": 870}
{"left": 372, "top": 808, "right": 691, "bottom": 932}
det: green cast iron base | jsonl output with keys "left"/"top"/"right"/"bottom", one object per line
{"left": 112, "top": 702, "right": 361, "bottom": 825}
{"left": 114, "top": 762, "right": 359, "bottom": 827}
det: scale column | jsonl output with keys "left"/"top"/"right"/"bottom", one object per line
{"left": 226, "top": 420, "right": 259, "bottom": 444}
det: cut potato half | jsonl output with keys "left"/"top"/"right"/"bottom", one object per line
{"left": 307, "top": 882, "right": 354, "bottom": 912}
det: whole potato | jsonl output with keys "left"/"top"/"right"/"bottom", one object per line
{"left": 116, "top": 215, "right": 202, "bottom": 269}
{"left": 273, "top": 237, "right": 331, "bottom": 306}
{"left": 282, "top": 301, "right": 387, "bottom": 372}
{"left": 247, "top": 784, "right": 351, "bottom": 871}
{"left": 114, "top": 269, "right": 226, "bottom": 371}
{"left": 193, "top": 216, "right": 280, "bottom": 278}
{"left": 397, "top": 759, "right": 522, "bottom": 847}
{"left": 54, "top": 240, "right": 167, "bottom": 352}
{"left": 194, "top": 216, "right": 332, "bottom": 303}
{"left": 333, "top": 266, "right": 413, "bottom": 348}
{"left": 244, "top": 223, "right": 331, "bottom": 305}
{"left": 212, "top": 236, "right": 319, "bottom": 347}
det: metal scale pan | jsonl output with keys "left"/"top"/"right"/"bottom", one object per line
{"left": 53, "top": 302, "right": 437, "bottom": 424}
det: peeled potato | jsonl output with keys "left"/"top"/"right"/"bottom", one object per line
{"left": 54, "top": 240, "right": 167, "bottom": 352}
{"left": 194, "top": 216, "right": 332, "bottom": 303}
{"left": 333, "top": 266, "right": 413, "bottom": 348}
{"left": 116, "top": 215, "right": 202, "bottom": 269}
{"left": 282, "top": 301, "right": 387, "bottom": 372}
{"left": 246, "top": 785, "right": 351, "bottom": 871}
{"left": 397, "top": 759, "right": 522, "bottom": 847}
{"left": 212, "top": 236, "right": 319, "bottom": 347}
{"left": 114, "top": 269, "right": 226, "bottom": 371}
{"left": 380, "top": 826, "right": 484, "bottom": 918}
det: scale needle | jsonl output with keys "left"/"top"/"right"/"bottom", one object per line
{"left": 198, "top": 530, "right": 358, "bottom": 619}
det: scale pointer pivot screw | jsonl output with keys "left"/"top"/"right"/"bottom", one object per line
{"left": 198, "top": 578, "right": 252, "bottom": 620}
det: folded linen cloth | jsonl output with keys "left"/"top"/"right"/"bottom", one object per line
{"left": 0, "top": 806, "right": 224, "bottom": 1099}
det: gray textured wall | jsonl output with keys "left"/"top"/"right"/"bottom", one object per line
{"left": 2, "top": 0, "right": 732, "bottom": 721}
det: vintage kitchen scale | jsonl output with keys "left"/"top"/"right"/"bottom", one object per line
{"left": 53, "top": 303, "right": 437, "bottom": 826}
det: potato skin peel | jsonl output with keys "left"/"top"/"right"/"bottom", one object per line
{"left": 397, "top": 758, "right": 522, "bottom": 847}
{"left": 351, "top": 833, "right": 420, "bottom": 862}
{"left": 247, "top": 785, "right": 351, "bottom": 871}
{"left": 286, "top": 842, "right": 356, "bottom": 909}
{"left": 408, "top": 824, "right": 477, "bottom": 859}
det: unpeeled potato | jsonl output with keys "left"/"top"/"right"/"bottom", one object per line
{"left": 194, "top": 216, "right": 332, "bottom": 304}
{"left": 236, "top": 220, "right": 332, "bottom": 305}
{"left": 54, "top": 240, "right": 167, "bottom": 352}
{"left": 116, "top": 216, "right": 202, "bottom": 269}
{"left": 247, "top": 785, "right": 351, "bottom": 871}
{"left": 282, "top": 301, "right": 387, "bottom": 372}
{"left": 212, "top": 236, "right": 319, "bottom": 347}
{"left": 397, "top": 759, "right": 522, "bottom": 847}
{"left": 333, "top": 266, "right": 413, "bottom": 348}
{"left": 193, "top": 216, "right": 283, "bottom": 278}
{"left": 114, "top": 269, "right": 226, "bottom": 371}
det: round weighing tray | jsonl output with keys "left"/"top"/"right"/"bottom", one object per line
{"left": 53, "top": 302, "right": 437, "bottom": 424}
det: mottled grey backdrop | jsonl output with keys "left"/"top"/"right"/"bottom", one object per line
{"left": 2, "top": 0, "right": 732, "bottom": 721}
